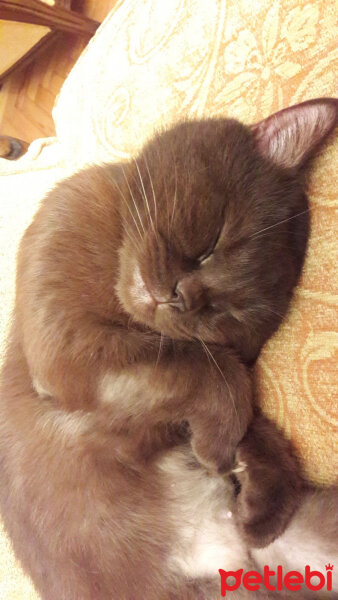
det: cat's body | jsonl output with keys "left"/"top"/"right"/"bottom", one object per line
{"left": 0, "top": 99, "right": 337, "bottom": 599}
{"left": 0, "top": 337, "right": 337, "bottom": 599}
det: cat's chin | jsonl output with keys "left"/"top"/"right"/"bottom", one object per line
{"left": 130, "top": 304, "right": 230, "bottom": 347}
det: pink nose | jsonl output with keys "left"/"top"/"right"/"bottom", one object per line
{"left": 167, "top": 286, "right": 186, "bottom": 312}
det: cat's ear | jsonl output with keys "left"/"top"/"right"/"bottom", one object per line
{"left": 251, "top": 98, "right": 338, "bottom": 170}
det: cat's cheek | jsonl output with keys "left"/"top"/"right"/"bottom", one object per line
{"left": 116, "top": 248, "right": 156, "bottom": 323}
{"left": 129, "top": 264, "right": 156, "bottom": 312}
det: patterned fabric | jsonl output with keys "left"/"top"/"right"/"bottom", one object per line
{"left": 0, "top": 1, "right": 337, "bottom": 597}
{"left": 54, "top": 0, "right": 337, "bottom": 166}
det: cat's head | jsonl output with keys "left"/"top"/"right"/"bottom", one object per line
{"left": 116, "top": 99, "right": 337, "bottom": 361}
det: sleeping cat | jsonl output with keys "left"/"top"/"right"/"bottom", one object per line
{"left": 0, "top": 98, "right": 337, "bottom": 599}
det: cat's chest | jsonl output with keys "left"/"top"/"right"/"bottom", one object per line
{"left": 97, "top": 366, "right": 177, "bottom": 415}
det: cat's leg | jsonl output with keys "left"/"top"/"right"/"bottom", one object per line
{"left": 181, "top": 347, "right": 253, "bottom": 474}
{"left": 233, "top": 413, "right": 302, "bottom": 548}
{"left": 97, "top": 343, "right": 253, "bottom": 474}
{"left": 252, "top": 486, "right": 338, "bottom": 597}
{"left": 69, "top": 327, "right": 299, "bottom": 549}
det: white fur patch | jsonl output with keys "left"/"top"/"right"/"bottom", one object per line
{"left": 33, "top": 378, "right": 51, "bottom": 397}
{"left": 158, "top": 448, "right": 248, "bottom": 579}
{"left": 36, "top": 408, "right": 91, "bottom": 441}
{"left": 99, "top": 371, "right": 142, "bottom": 407}
{"left": 98, "top": 367, "right": 176, "bottom": 411}
{"left": 131, "top": 265, "right": 154, "bottom": 306}
{"left": 171, "top": 512, "right": 240, "bottom": 578}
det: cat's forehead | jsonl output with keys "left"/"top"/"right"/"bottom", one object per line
{"left": 130, "top": 118, "right": 274, "bottom": 254}
{"left": 153, "top": 165, "right": 227, "bottom": 255}
{"left": 152, "top": 118, "right": 248, "bottom": 151}
{"left": 142, "top": 118, "right": 252, "bottom": 182}
{"left": 142, "top": 119, "right": 257, "bottom": 205}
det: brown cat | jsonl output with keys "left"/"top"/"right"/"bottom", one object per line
{"left": 0, "top": 98, "right": 337, "bottom": 599}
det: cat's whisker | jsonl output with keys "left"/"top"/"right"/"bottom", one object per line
{"left": 164, "top": 166, "right": 170, "bottom": 239}
{"left": 154, "top": 140, "right": 170, "bottom": 238}
{"left": 111, "top": 177, "right": 144, "bottom": 241}
{"left": 124, "top": 229, "right": 141, "bottom": 251}
{"left": 197, "top": 337, "right": 240, "bottom": 433}
{"left": 155, "top": 332, "right": 164, "bottom": 369}
{"left": 127, "top": 315, "right": 135, "bottom": 330}
{"left": 198, "top": 336, "right": 212, "bottom": 368}
{"left": 121, "top": 219, "right": 142, "bottom": 253}
{"left": 133, "top": 158, "right": 157, "bottom": 237}
{"left": 259, "top": 305, "right": 285, "bottom": 320}
{"left": 121, "top": 166, "right": 146, "bottom": 237}
{"left": 169, "top": 158, "right": 178, "bottom": 235}
{"left": 249, "top": 208, "right": 312, "bottom": 239}
{"left": 253, "top": 229, "right": 310, "bottom": 242}
{"left": 143, "top": 154, "right": 158, "bottom": 227}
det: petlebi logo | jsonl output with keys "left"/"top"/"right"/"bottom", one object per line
{"left": 218, "top": 564, "right": 334, "bottom": 596}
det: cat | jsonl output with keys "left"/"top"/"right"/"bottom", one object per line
{"left": 0, "top": 98, "right": 337, "bottom": 599}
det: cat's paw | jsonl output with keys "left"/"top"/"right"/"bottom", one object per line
{"left": 191, "top": 433, "right": 236, "bottom": 475}
{"left": 233, "top": 415, "right": 302, "bottom": 548}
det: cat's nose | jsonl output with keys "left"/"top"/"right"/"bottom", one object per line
{"left": 169, "top": 277, "right": 205, "bottom": 312}
{"left": 168, "top": 286, "right": 186, "bottom": 312}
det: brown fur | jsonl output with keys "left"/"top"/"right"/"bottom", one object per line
{"left": 0, "top": 98, "right": 337, "bottom": 599}
{"left": 234, "top": 412, "right": 302, "bottom": 547}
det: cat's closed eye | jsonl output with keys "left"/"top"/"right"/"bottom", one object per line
{"left": 197, "top": 225, "right": 223, "bottom": 264}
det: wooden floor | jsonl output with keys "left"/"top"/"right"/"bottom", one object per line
{"left": 0, "top": 0, "right": 117, "bottom": 143}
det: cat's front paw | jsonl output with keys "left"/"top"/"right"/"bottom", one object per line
{"left": 191, "top": 432, "right": 236, "bottom": 475}
{"left": 232, "top": 415, "right": 302, "bottom": 548}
